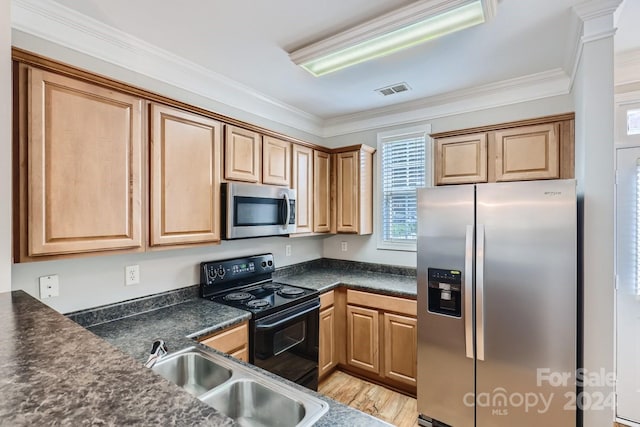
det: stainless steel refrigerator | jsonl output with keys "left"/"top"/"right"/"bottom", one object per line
{"left": 417, "top": 179, "right": 577, "bottom": 427}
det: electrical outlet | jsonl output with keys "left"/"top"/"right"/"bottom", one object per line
{"left": 285, "top": 244, "right": 292, "bottom": 257}
{"left": 341, "top": 241, "right": 348, "bottom": 252}
{"left": 125, "top": 265, "right": 140, "bottom": 286}
{"left": 39, "top": 275, "right": 59, "bottom": 299}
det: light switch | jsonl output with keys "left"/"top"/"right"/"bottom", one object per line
{"left": 39, "top": 275, "right": 59, "bottom": 299}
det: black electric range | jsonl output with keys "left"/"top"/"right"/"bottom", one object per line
{"left": 199, "top": 253, "right": 320, "bottom": 390}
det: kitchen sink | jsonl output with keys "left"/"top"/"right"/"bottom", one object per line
{"left": 201, "top": 379, "right": 305, "bottom": 427}
{"left": 150, "top": 346, "right": 328, "bottom": 427}
{"left": 152, "top": 350, "right": 232, "bottom": 396}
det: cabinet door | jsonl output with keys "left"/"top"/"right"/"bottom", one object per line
{"left": 263, "top": 136, "right": 291, "bottom": 186}
{"left": 224, "top": 125, "right": 261, "bottom": 182}
{"left": 435, "top": 133, "right": 488, "bottom": 185}
{"left": 383, "top": 313, "right": 417, "bottom": 386}
{"left": 313, "top": 150, "right": 331, "bottom": 233}
{"left": 319, "top": 306, "right": 336, "bottom": 378}
{"left": 26, "top": 68, "right": 143, "bottom": 256}
{"left": 336, "top": 151, "right": 359, "bottom": 233}
{"left": 150, "top": 104, "right": 222, "bottom": 246}
{"left": 494, "top": 123, "right": 560, "bottom": 181}
{"left": 346, "top": 305, "right": 379, "bottom": 374}
{"left": 292, "top": 144, "right": 313, "bottom": 233}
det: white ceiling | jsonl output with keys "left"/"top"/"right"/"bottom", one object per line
{"left": 41, "top": 0, "right": 640, "bottom": 121}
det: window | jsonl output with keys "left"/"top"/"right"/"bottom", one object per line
{"left": 628, "top": 109, "right": 640, "bottom": 135}
{"left": 377, "top": 125, "right": 430, "bottom": 251}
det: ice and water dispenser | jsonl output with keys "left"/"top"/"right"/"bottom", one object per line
{"left": 427, "top": 268, "right": 462, "bottom": 317}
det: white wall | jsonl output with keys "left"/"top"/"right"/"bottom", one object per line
{"left": 0, "top": 0, "right": 11, "bottom": 294}
{"left": 322, "top": 94, "right": 575, "bottom": 267}
{"left": 12, "top": 237, "right": 324, "bottom": 314}
{"left": 572, "top": 11, "right": 616, "bottom": 427}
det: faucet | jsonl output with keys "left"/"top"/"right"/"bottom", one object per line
{"left": 144, "top": 340, "right": 168, "bottom": 368}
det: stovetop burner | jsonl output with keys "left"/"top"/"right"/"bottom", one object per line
{"left": 246, "top": 299, "right": 271, "bottom": 309}
{"left": 262, "top": 283, "right": 283, "bottom": 290}
{"left": 278, "top": 287, "right": 305, "bottom": 298}
{"left": 224, "top": 292, "right": 254, "bottom": 302}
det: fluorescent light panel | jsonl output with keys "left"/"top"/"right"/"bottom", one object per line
{"left": 290, "top": 0, "right": 495, "bottom": 77}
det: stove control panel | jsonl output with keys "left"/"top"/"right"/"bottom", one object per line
{"left": 200, "top": 253, "right": 275, "bottom": 288}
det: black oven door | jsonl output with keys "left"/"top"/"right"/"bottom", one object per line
{"left": 252, "top": 299, "right": 320, "bottom": 390}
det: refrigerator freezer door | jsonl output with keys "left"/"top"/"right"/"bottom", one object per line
{"left": 417, "top": 185, "right": 475, "bottom": 427}
{"left": 475, "top": 180, "right": 576, "bottom": 426}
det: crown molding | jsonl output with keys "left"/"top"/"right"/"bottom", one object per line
{"left": 573, "top": 0, "right": 623, "bottom": 22}
{"left": 11, "top": 0, "right": 324, "bottom": 137}
{"left": 11, "top": 0, "right": 595, "bottom": 140}
{"left": 322, "top": 69, "right": 571, "bottom": 137}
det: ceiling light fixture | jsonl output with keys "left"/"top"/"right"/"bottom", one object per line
{"left": 289, "top": 0, "right": 497, "bottom": 77}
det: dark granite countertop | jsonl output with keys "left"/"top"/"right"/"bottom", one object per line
{"left": 87, "top": 296, "right": 392, "bottom": 426}
{"left": 276, "top": 269, "right": 417, "bottom": 298}
{"left": 88, "top": 298, "right": 252, "bottom": 362}
{"left": 2, "top": 290, "right": 391, "bottom": 426}
{"left": 0, "top": 290, "right": 233, "bottom": 426}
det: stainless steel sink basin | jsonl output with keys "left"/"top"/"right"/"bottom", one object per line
{"left": 150, "top": 346, "right": 328, "bottom": 427}
{"left": 152, "top": 350, "right": 232, "bottom": 396}
{"left": 201, "top": 379, "right": 305, "bottom": 427}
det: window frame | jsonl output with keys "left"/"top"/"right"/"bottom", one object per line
{"left": 376, "top": 124, "right": 432, "bottom": 252}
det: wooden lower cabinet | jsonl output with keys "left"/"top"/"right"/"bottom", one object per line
{"left": 346, "top": 305, "right": 380, "bottom": 374}
{"left": 319, "top": 290, "right": 338, "bottom": 379}
{"left": 383, "top": 313, "right": 417, "bottom": 387}
{"left": 319, "top": 305, "right": 336, "bottom": 377}
{"left": 199, "top": 321, "right": 249, "bottom": 362}
{"left": 340, "top": 289, "right": 417, "bottom": 394}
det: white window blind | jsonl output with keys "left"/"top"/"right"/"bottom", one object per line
{"left": 380, "top": 133, "right": 426, "bottom": 245}
{"left": 628, "top": 109, "right": 640, "bottom": 135}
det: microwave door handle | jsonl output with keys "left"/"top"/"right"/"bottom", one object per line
{"left": 283, "top": 193, "right": 291, "bottom": 228}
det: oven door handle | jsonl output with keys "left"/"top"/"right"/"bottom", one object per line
{"left": 255, "top": 301, "right": 320, "bottom": 330}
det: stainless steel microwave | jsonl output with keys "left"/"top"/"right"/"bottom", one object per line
{"left": 221, "top": 182, "right": 296, "bottom": 239}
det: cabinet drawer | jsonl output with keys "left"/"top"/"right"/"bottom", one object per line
{"left": 346, "top": 289, "right": 416, "bottom": 317}
{"left": 320, "top": 290, "right": 335, "bottom": 309}
{"left": 199, "top": 322, "right": 248, "bottom": 355}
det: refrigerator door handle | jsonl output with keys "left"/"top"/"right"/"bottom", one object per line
{"left": 464, "top": 224, "right": 474, "bottom": 359}
{"left": 477, "top": 224, "right": 486, "bottom": 361}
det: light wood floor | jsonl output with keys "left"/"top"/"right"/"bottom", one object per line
{"left": 319, "top": 370, "right": 419, "bottom": 427}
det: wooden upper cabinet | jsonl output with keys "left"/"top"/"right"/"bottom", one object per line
{"left": 494, "top": 123, "right": 560, "bottom": 181}
{"left": 432, "top": 114, "right": 574, "bottom": 186}
{"left": 435, "top": 133, "right": 488, "bottom": 185}
{"left": 149, "top": 103, "right": 222, "bottom": 246}
{"left": 314, "top": 150, "right": 331, "bottom": 233}
{"left": 224, "top": 125, "right": 261, "bottom": 182}
{"left": 335, "top": 146, "right": 374, "bottom": 234}
{"left": 263, "top": 136, "right": 291, "bottom": 186}
{"left": 292, "top": 144, "right": 313, "bottom": 233}
{"left": 22, "top": 67, "right": 143, "bottom": 257}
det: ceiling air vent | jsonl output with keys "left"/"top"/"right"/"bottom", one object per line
{"left": 375, "top": 82, "right": 411, "bottom": 96}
